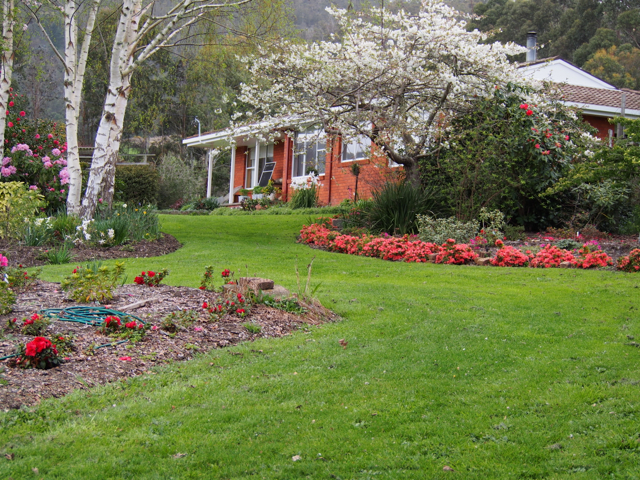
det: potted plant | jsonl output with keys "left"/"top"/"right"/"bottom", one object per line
{"left": 252, "top": 185, "right": 264, "bottom": 200}
{"left": 263, "top": 180, "right": 276, "bottom": 200}
{"left": 238, "top": 188, "right": 250, "bottom": 202}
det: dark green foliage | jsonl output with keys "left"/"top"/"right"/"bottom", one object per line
{"left": 364, "top": 181, "right": 443, "bottom": 235}
{"left": 44, "top": 244, "right": 75, "bottom": 265}
{"left": 420, "top": 83, "right": 595, "bottom": 230}
{"left": 114, "top": 165, "right": 159, "bottom": 206}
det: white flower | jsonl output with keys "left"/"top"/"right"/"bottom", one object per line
{"left": 122, "top": 204, "right": 127, "bottom": 208}
{"left": 84, "top": 233, "right": 91, "bottom": 241}
{"left": 107, "top": 229, "right": 115, "bottom": 239}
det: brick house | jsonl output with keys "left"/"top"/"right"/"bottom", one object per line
{"left": 182, "top": 122, "right": 401, "bottom": 205}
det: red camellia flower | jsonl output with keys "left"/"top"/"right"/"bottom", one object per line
{"left": 526, "top": 109, "right": 533, "bottom": 116}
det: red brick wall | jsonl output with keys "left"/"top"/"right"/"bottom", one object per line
{"left": 583, "top": 114, "right": 614, "bottom": 140}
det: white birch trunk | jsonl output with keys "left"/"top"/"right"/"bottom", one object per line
{"left": 81, "top": 0, "right": 139, "bottom": 219}
{"left": 65, "top": 0, "right": 101, "bottom": 215}
{"left": 0, "top": 0, "right": 15, "bottom": 151}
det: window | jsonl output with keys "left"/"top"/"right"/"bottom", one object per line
{"left": 341, "top": 135, "right": 371, "bottom": 162}
{"left": 293, "top": 128, "right": 326, "bottom": 177}
{"left": 246, "top": 143, "right": 273, "bottom": 188}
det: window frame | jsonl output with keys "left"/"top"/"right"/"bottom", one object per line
{"left": 293, "top": 128, "right": 327, "bottom": 179}
{"left": 341, "top": 135, "right": 372, "bottom": 162}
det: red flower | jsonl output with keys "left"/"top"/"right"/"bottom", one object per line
{"left": 202, "top": 302, "right": 208, "bottom": 309}
{"left": 7, "top": 122, "right": 13, "bottom": 127}
{"left": 119, "top": 356, "right": 132, "bottom": 361}
{"left": 19, "top": 111, "right": 26, "bottom": 117}
{"left": 199, "top": 286, "right": 205, "bottom": 290}
{"left": 134, "top": 276, "right": 144, "bottom": 285}
{"left": 125, "top": 321, "right": 137, "bottom": 329}
{"left": 25, "top": 337, "right": 52, "bottom": 357}
{"left": 237, "top": 309, "right": 246, "bottom": 314}
{"left": 104, "top": 316, "right": 121, "bottom": 327}
{"left": 147, "top": 271, "right": 156, "bottom": 277}
{"left": 526, "top": 109, "right": 533, "bottom": 116}
{"left": 519, "top": 104, "right": 528, "bottom": 109}
{"left": 535, "top": 144, "right": 540, "bottom": 149}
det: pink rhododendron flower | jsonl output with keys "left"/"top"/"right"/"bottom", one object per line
{"left": 19, "top": 111, "right": 25, "bottom": 117}
{"left": 51, "top": 148, "right": 61, "bottom": 156}
{"left": 1, "top": 166, "right": 16, "bottom": 177}
{"left": 35, "top": 134, "right": 40, "bottom": 139}
{"left": 41, "top": 156, "right": 51, "bottom": 163}
{"left": 44, "top": 161, "right": 53, "bottom": 169}
{"left": 2, "top": 157, "right": 10, "bottom": 166}
{"left": 29, "top": 185, "right": 38, "bottom": 190}
{"left": 47, "top": 134, "right": 53, "bottom": 139}
{"left": 7, "top": 122, "right": 13, "bottom": 127}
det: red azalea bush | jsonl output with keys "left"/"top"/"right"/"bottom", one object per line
{"left": 435, "top": 239, "right": 478, "bottom": 265}
{"left": 16, "top": 336, "right": 62, "bottom": 369}
{"left": 529, "top": 245, "right": 575, "bottom": 268}
{"left": 21, "top": 313, "right": 51, "bottom": 336}
{"left": 203, "top": 293, "right": 249, "bottom": 319}
{"left": 200, "top": 266, "right": 235, "bottom": 291}
{"left": 574, "top": 245, "right": 613, "bottom": 269}
{"left": 101, "top": 315, "right": 121, "bottom": 334}
{"left": 134, "top": 268, "right": 169, "bottom": 286}
{"left": 617, "top": 249, "right": 640, "bottom": 272}
{"left": 491, "top": 246, "right": 531, "bottom": 267}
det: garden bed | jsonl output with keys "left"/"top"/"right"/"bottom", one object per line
{"left": 0, "top": 281, "right": 336, "bottom": 410}
{"left": 0, "top": 233, "right": 182, "bottom": 268}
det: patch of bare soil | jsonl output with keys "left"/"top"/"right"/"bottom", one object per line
{"left": 0, "top": 233, "right": 182, "bottom": 268}
{"left": 0, "top": 282, "right": 337, "bottom": 410}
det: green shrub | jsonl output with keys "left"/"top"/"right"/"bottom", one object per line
{"left": 61, "top": 261, "right": 126, "bottom": 303}
{"left": 23, "top": 217, "right": 54, "bottom": 246}
{"left": 504, "top": 225, "right": 526, "bottom": 241}
{"left": 51, "top": 211, "right": 82, "bottom": 242}
{"left": 114, "top": 165, "right": 159, "bottom": 206}
{"left": 156, "top": 154, "right": 208, "bottom": 209}
{"left": 44, "top": 244, "right": 75, "bottom": 265}
{"left": 417, "top": 215, "right": 479, "bottom": 244}
{"left": 0, "top": 182, "right": 45, "bottom": 240}
{"left": 0, "top": 283, "right": 16, "bottom": 315}
{"left": 289, "top": 186, "right": 319, "bottom": 209}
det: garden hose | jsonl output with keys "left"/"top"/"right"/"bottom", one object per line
{"left": 38, "top": 306, "right": 143, "bottom": 326}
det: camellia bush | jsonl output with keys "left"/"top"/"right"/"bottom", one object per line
{"left": 2, "top": 90, "right": 68, "bottom": 213}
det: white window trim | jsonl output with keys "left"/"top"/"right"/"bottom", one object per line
{"left": 293, "top": 129, "right": 327, "bottom": 178}
{"left": 341, "top": 135, "right": 371, "bottom": 163}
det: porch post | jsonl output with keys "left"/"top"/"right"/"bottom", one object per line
{"left": 282, "top": 134, "right": 291, "bottom": 202}
{"left": 253, "top": 138, "right": 260, "bottom": 188}
{"left": 206, "top": 149, "right": 213, "bottom": 198}
{"left": 228, "top": 145, "right": 237, "bottom": 204}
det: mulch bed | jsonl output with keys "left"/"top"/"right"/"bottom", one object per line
{"left": 0, "top": 281, "right": 337, "bottom": 410}
{"left": 0, "top": 233, "right": 182, "bottom": 268}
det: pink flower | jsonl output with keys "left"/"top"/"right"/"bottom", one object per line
{"left": 35, "top": 134, "right": 40, "bottom": 139}
{"left": 535, "top": 144, "right": 540, "bottom": 149}
{"left": 19, "top": 111, "right": 25, "bottom": 117}
{"left": 0, "top": 255, "right": 8, "bottom": 267}
{"left": 151, "top": 325, "right": 158, "bottom": 330}
{"left": 119, "top": 356, "right": 132, "bottom": 361}
{"left": 29, "top": 185, "right": 38, "bottom": 190}
{"left": 44, "top": 161, "right": 53, "bottom": 169}
{"left": 519, "top": 104, "right": 528, "bottom": 109}
{"left": 8, "top": 101, "right": 14, "bottom": 107}
{"left": 51, "top": 148, "right": 61, "bottom": 156}
{"left": 48, "top": 134, "right": 53, "bottom": 139}
{"left": 7, "top": 122, "right": 13, "bottom": 127}
{"left": 194, "top": 327, "right": 203, "bottom": 331}
{"left": 2, "top": 157, "right": 10, "bottom": 166}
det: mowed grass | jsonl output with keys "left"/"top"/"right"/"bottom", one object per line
{"left": 1, "top": 215, "right": 640, "bottom": 479}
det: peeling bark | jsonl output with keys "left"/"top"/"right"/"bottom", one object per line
{"left": 0, "top": 0, "right": 15, "bottom": 151}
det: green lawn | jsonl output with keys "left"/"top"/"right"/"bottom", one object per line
{"left": 1, "top": 215, "right": 639, "bottom": 479}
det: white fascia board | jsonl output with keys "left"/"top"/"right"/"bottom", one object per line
{"left": 562, "top": 101, "right": 640, "bottom": 119}
{"left": 520, "top": 59, "right": 617, "bottom": 90}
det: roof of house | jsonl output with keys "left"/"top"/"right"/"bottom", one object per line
{"left": 558, "top": 84, "right": 640, "bottom": 111}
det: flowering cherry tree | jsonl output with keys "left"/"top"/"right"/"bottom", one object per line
{"left": 238, "top": 0, "right": 530, "bottom": 187}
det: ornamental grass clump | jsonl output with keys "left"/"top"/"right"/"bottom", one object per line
{"left": 617, "top": 248, "right": 640, "bottom": 272}
{"left": 529, "top": 245, "right": 576, "bottom": 268}
{"left": 15, "top": 337, "right": 62, "bottom": 369}
{"left": 134, "top": 269, "right": 169, "bottom": 286}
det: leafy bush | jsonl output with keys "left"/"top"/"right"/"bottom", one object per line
{"left": 2, "top": 95, "right": 68, "bottom": 213}
{"left": 61, "top": 261, "right": 126, "bottom": 303}
{"left": 435, "top": 238, "right": 478, "bottom": 265}
{"left": 504, "top": 225, "right": 526, "bottom": 241}
{"left": 417, "top": 215, "right": 479, "bottom": 245}
{"left": 21, "top": 313, "right": 51, "bottom": 336}
{"left": 529, "top": 245, "right": 575, "bottom": 268}
{"left": 156, "top": 154, "right": 209, "bottom": 209}
{"left": 133, "top": 269, "right": 169, "bottom": 286}
{"left": 15, "top": 337, "right": 62, "bottom": 369}
{"left": 491, "top": 246, "right": 531, "bottom": 267}
{"left": 114, "top": 165, "right": 159, "bottom": 206}
{"left": 0, "top": 283, "right": 16, "bottom": 315}
{"left": 0, "top": 182, "right": 45, "bottom": 240}
{"left": 554, "top": 239, "right": 582, "bottom": 251}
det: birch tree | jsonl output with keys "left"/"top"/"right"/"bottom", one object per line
{"left": 25, "top": 0, "right": 102, "bottom": 215}
{"left": 80, "top": 0, "right": 252, "bottom": 219}
{"left": 1, "top": 0, "right": 16, "bottom": 151}
{"left": 239, "top": 0, "right": 533, "bottom": 187}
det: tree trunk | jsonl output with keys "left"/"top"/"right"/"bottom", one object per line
{"left": 81, "top": 0, "right": 138, "bottom": 219}
{"left": 65, "top": 0, "right": 101, "bottom": 215}
{"left": 0, "top": 0, "right": 15, "bottom": 151}
{"left": 402, "top": 158, "right": 422, "bottom": 189}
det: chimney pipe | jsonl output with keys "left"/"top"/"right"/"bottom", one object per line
{"left": 526, "top": 31, "right": 537, "bottom": 62}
